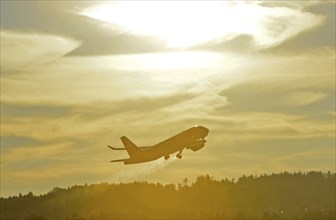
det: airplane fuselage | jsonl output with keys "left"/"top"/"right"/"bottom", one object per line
{"left": 109, "top": 126, "right": 209, "bottom": 164}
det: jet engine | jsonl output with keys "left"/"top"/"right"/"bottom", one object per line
{"left": 188, "top": 140, "right": 206, "bottom": 151}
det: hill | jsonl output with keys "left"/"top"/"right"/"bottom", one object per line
{"left": 1, "top": 171, "right": 335, "bottom": 219}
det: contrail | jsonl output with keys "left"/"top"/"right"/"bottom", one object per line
{"left": 109, "top": 157, "right": 176, "bottom": 183}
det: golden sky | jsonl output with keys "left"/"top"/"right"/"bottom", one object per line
{"left": 1, "top": 1, "right": 335, "bottom": 197}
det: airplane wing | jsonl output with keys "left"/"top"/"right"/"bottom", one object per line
{"left": 107, "top": 145, "right": 150, "bottom": 150}
{"left": 110, "top": 158, "right": 128, "bottom": 163}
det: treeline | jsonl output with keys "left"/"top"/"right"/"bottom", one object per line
{"left": 1, "top": 171, "right": 335, "bottom": 220}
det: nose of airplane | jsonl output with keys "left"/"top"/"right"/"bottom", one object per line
{"left": 192, "top": 125, "right": 209, "bottom": 136}
{"left": 204, "top": 127, "right": 209, "bottom": 135}
{"left": 198, "top": 126, "right": 209, "bottom": 136}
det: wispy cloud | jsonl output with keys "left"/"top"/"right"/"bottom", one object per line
{"left": 286, "top": 90, "right": 329, "bottom": 106}
{"left": 0, "top": 31, "right": 80, "bottom": 74}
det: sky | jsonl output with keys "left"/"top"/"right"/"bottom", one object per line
{"left": 1, "top": 0, "right": 335, "bottom": 197}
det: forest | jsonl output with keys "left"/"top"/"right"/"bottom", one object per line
{"left": 1, "top": 171, "right": 335, "bottom": 220}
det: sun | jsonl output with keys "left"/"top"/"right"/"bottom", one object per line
{"left": 80, "top": 1, "right": 254, "bottom": 48}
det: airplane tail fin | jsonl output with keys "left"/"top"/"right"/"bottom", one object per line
{"left": 120, "top": 136, "right": 139, "bottom": 157}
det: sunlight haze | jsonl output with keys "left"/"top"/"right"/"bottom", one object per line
{"left": 81, "top": 1, "right": 324, "bottom": 48}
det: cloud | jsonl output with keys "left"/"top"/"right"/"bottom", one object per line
{"left": 268, "top": 147, "right": 335, "bottom": 171}
{"left": 0, "top": 136, "right": 37, "bottom": 153}
{"left": 250, "top": 5, "right": 324, "bottom": 49}
{"left": 286, "top": 90, "right": 328, "bottom": 106}
{"left": 2, "top": 48, "right": 333, "bottom": 147}
{"left": 262, "top": 1, "right": 335, "bottom": 52}
{"left": 1, "top": 50, "right": 226, "bottom": 105}
{"left": 0, "top": 30, "right": 80, "bottom": 73}
{"left": 1, "top": 1, "right": 166, "bottom": 56}
{"left": 1, "top": 103, "right": 70, "bottom": 118}
{"left": 220, "top": 50, "right": 334, "bottom": 111}
{"left": 2, "top": 1, "right": 328, "bottom": 57}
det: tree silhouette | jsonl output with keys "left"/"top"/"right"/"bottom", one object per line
{"left": 1, "top": 171, "right": 335, "bottom": 219}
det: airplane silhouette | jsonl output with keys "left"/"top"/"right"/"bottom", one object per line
{"left": 108, "top": 125, "right": 209, "bottom": 164}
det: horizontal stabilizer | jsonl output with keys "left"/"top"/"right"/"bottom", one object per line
{"left": 110, "top": 158, "right": 128, "bottom": 163}
{"left": 107, "top": 145, "right": 126, "bottom": 150}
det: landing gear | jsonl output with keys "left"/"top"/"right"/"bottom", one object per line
{"left": 176, "top": 149, "right": 183, "bottom": 159}
{"left": 164, "top": 155, "right": 170, "bottom": 160}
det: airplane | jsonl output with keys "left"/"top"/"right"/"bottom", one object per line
{"left": 107, "top": 125, "right": 209, "bottom": 165}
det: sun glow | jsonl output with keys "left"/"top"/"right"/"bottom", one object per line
{"left": 81, "top": 1, "right": 258, "bottom": 48}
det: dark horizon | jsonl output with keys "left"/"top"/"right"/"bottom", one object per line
{"left": 1, "top": 171, "right": 335, "bottom": 220}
